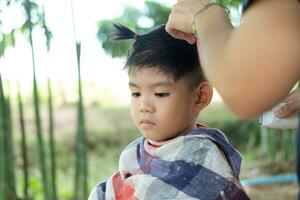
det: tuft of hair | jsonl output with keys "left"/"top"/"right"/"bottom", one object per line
{"left": 109, "top": 24, "right": 136, "bottom": 41}
{"left": 110, "top": 24, "right": 206, "bottom": 89}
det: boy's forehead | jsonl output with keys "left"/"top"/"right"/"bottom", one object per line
{"left": 129, "top": 68, "right": 175, "bottom": 85}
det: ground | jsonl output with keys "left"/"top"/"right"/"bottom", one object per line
{"left": 246, "top": 183, "right": 298, "bottom": 200}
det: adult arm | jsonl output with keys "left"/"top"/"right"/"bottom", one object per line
{"left": 166, "top": 0, "right": 300, "bottom": 119}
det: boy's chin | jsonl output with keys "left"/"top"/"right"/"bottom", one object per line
{"left": 142, "top": 132, "right": 177, "bottom": 142}
{"left": 141, "top": 132, "right": 165, "bottom": 142}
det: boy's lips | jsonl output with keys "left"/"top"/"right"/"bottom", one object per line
{"left": 140, "top": 119, "right": 156, "bottom": 128}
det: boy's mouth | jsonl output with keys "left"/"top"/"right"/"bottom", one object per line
{"left": 140, "top": 119, "right": 156, "bottom": 128}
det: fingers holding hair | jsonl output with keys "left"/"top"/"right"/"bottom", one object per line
{"left": 166, "top": 1, "right": 197, "bottom": 44}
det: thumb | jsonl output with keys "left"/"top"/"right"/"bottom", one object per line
{"left": 275, "top": 102, "right": 300, "bottom": 118}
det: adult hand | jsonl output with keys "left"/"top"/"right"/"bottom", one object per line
{"left": 166, "top": 0, "right": 210, "bottom": 44}
{"left": 275, "top": 90, "right": 300, "bottom": 118}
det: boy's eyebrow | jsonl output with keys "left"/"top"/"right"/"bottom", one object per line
{"left": 129, "top": 82, "right": 139, "bottom": 88}
{"left": 129, "top": 81, "right": 174, "bottom": 88}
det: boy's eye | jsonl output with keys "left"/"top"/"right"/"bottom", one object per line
{"left": 131, "top": 92, "right": 140, "bottom": 97}
{"left": 155, "top": 93, "right": 170, "bottom": 97}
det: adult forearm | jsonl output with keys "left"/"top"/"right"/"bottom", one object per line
{"left": 194, "top": 1, "right": 300, "bottom": 119}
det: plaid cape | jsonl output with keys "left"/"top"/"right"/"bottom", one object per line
{"left": 88, "top": 127, "right": 250, "bottom": 200}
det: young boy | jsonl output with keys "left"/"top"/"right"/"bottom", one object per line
{"left": 88, "top": 24, "right": 249, "bottom": 200}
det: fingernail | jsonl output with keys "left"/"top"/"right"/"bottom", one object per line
{"left": 275, "top": 109, "right": 284, "bottom": 117}
{"left": 275, "top": 104, "right": 287, "bottom": 118}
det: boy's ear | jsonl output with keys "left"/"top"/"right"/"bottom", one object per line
{"left": 194, "top": 82, "right": 213, "bottom": 112}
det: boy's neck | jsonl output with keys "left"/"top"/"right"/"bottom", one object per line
{"left": 146, "top": 123, "right": 207, "bottom": 147}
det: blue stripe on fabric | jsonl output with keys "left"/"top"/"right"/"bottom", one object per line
{"left": 136, "top": 143, "right": 230, "bottom": 199}
{"left": 187, "top": 128, "right": 242, "bottom": 178}
{"left": 96, "top": 181, "right": 106, "bottom": 200}
{"left": 183, "top": 165, "right": 229, "bottom": 199}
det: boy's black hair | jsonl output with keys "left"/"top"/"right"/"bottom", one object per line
{"left": 110, "top": 24, "right": 206, "bottom": 89}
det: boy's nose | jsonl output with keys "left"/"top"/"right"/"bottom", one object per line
{"left": 139, "top": 100, "right": 154, "bottom": 113}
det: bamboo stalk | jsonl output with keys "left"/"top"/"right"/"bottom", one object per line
{"left": 30, "top": 36, "right": 50, "bottom": 200}
{"left": 260, "top": 126, "right": 268, "bottom": 157}
{"left": 0, "top": 76, "right": 17, "bottom": 199}
{"left": 5, "top": 83, "right": 17, "bottom": 199}
{"left": 48, "top": 78, "right": 58, "bottom": 200}
{"left": 268, "top": 129, "right": 276, "bottom": 162}
{"left": 0, "top": 73, "right": 7, "bottom": 200}
{"left": 70, "top": 0, "right": 88, "bottom": 198}
{"left": 74, "top": 41, "right": 88, "bottom": 200}
{"left": 25, "top": 1, "right": 50, "bottom": 198}
{"left": 17, "top": 82, "right": 29, "bottom": 199}
{"left": 76, "top": 42, "right": 88, "bottom": 199}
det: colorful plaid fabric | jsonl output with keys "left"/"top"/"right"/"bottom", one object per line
{"left": 88, "top": 127, "right": 250, "bottom": 200}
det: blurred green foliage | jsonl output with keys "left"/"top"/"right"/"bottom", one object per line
{"left": 217, "top": 0, "right": 242, "bottom": 7}
{"left": 0, "top": 0, "right": 52, "bottom": 57}
{"left": 97, "top": 0, "right": 243, "bottom": 58}
{"left": 97, "top": 1, "right": 171, "bottom": 58}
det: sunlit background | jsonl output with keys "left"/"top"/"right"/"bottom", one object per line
{"left": 0, "top": 0, "right": 238, "bottom": 106}
{"left": 0, "top": 0, "right": 178, "bottom": 106}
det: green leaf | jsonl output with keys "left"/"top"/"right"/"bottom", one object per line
{"left": 217, "top": 0, "right": 242, "bottom": 7}
{"left": 0, "top": 38, "right": 5, "bottom": 57}
{"left": 4, "top": 31, "right": 16, "bottom": 48}
{"left": 97, "top": 1, "right": 171, "bottom": 58}
{"left": 41, "top": 10, "right": 53, "bottom": 51}
{"left": 144, "top": 1, "right": 170, "bottom": 25}
{"left": 0, "top": 31, "right": 16, "bottom": 57}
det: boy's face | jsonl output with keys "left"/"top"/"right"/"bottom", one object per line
{"left": 129, "top": 68, "right": 202, "bottom": 142}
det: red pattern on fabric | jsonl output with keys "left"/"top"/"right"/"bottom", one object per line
{"left": 196, "top": 123, "right": 207, "bottom": 128}
{"left": 112, "top": 172, "right": 138, "bottom": 200}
